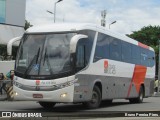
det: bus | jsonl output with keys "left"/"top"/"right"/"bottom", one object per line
{"left": 13, "top": 23, "right": 155, "bottom": 109}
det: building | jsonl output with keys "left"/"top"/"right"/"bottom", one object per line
{"left": 0, "top": 0, "right": 26, "bottom": 44}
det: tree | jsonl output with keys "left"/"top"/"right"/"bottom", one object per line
{"left": 127, "top": 25, "right": 160, "bottom": 75}
{"left": 24, "top": 20, "right": 33, "bottom": 30}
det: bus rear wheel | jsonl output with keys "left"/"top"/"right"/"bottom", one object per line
{"left": 39, "top": 102, "right": 56, "bottom": 109}
{"left": 83, "top": 86, "right": 101, "bottom": 109}
{"left": 129, "top": 86, "right": 144, "bottom": 104}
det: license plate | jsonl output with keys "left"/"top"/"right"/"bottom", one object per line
{"left": 33, "top": 94, "right": 43, "bottom": 98}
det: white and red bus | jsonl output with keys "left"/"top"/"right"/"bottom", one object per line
{"left": 13, "top": 23, "right": 155, "bottom": 109}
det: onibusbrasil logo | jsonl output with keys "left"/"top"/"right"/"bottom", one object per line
{"left": 2, "top": 112, "right": 42, "bottom": 118}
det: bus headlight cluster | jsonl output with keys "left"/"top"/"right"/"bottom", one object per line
{"left": 13, "top": 91, "right": 18, "bottom": 96}
{"left": 53, "top": 80, "right": 74, "bottom": 89}
{"left": 13, "top": 81, "right": 23, "bottom": 88}
{"left": 60, "top": 93, "right": 67, "bottom": 98}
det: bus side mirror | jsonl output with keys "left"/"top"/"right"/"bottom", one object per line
{"left": 7, "top": 36, "right": 22, "bottom": 56}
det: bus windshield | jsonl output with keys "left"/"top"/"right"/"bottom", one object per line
{"left": 15, "top": 33, "right": 76, "bottom": 79}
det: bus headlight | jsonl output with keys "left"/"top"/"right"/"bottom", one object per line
{"left": 54, "top": 80, "right": 74, "bottom": 89}
{"left": 13, "top": 91, "right": 18, "bottom": 96}
{"left": 15, "top": 92, "right": 18, "bottom": 96}
{"left": 60, "top": 93, "right": 67, "bottom": 98}
{"left": 13, "top": 81, "right": 23, "bottom": 88}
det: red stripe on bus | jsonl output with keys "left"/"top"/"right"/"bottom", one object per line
{"left": 138, "top": 42, "right": 149, "bottom": 49}
{"left": 127, "top": 67, "right": 136, "bottom": 98}
{"left": 127, "top": 65, "right": 147, "bottom": 98}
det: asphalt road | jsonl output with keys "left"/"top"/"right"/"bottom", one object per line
{"left": 0, "top": 97, "right": 160, "bottom": 119}
{"left": 0, "top": 97, "right": 160, "bottom": 111}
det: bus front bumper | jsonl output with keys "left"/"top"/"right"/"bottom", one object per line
{"left": 13, "top": 85, "right": 74, "bottom": 102}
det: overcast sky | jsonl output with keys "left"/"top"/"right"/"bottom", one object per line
{"left": 26, "top": 0, "right": 160, "bottom": 35}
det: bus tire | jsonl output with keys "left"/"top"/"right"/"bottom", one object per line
{"left": 39, "top": 102, "right": 56, "bottom": 109}
{"left": 129, "top": 86, "right": 144, "bottom": 104}
{"left": 83, "top": 86, "right": 101, "bottom": 109}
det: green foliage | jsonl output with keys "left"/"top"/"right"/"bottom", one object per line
{"left": 24, "top": 20, "right": 33, "bottom": 30}
{"left": 127, "top": 25, "right": 160, "bottom": 75}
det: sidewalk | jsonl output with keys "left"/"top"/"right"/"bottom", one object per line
{"left": 153, "top": 92, "right": 160, "bottom": 97}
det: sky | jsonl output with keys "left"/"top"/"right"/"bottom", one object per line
{"left": 26, "top": 0, "right": 160, "bottom": 35}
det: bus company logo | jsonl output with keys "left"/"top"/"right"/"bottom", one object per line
{"left": 41, "top": 81, "right": 56, "bottom": 85}
{"left": 104, "top": 60, "right": 108, "bottom": 69}
{"left": 36, "top": 80, "right": 40, "bottom": 85}
{"left": 104, "top": 64, "right": 116, "bottom": 75}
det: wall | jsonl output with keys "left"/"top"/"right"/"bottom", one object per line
{"left": 6, "top": 0, "right": 26, "bottom": 27}
{"left": 0, "top": 24, "right": 24, "bottom": 45}
{"left": 0, "top": 0, "right": 26, "bottom": 45}
{"left": 0, "top": 61, "right": 15, "bottom": 75}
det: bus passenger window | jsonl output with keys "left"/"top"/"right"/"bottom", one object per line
{"left": 110, "top": 39, "right": 121, "bottom": 61}
{"left": 148, "top": 51, "right": 155, "bottom": 67}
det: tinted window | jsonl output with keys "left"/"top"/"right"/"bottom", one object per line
{"left": 110, "top": 38, "right": 121, "bottom": 61}
{"left": 148, "top": 50, "right": 155, "bottom": 67}
{"left": 94, "top": 33, "right": 110, "bottom": 62}
{"left": 131, "top": 45, "right": 141, "bottom": 64}
{"left": 79, "top": 30, "right": 95, "bottom": 63}
{"left": 92, "top": 32, "right": 155, "bottom": 67}
{"left": 76, "top": 45, "right": 85, "bottom": 68}
{"left": 141, "top": 48, "right": 148, "bottom": 66}
{"left": 77, "top": 38, "right": 92, "bottom": 66}
{"left": 122, "top": 42, "right": 131, "bottom": 62}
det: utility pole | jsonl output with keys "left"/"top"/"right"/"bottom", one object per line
{"left": 101, "top": 10, "right": 107, "bottom": 27}
{"left": 47, "top": 0, "right": 63, "bottom": 23}
{"left": 158, "top": 39, "right": 160, "bottom": 94}
{"left": 54, "top": 0, "right": 63, "bottom": 23}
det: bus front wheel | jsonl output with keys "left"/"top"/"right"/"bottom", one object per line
{"left": 39, "top": 102, "right": 56, "bottom": 109}
{"left": 83, "top": 86, "right": 101, "bottom": 109}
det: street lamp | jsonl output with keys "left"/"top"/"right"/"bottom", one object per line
{"left": 47, "top": 10, "right": 54, "bottom": 14}
{"left": 109, "top": 21, "right": 116, "bottom": 29}
{"left": 54, "top": 0, "right": 63, "bottom": 23}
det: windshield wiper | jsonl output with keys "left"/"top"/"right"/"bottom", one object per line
{"left": 24, "top": 47, "right": 40, "bottom": 77}
{"left": 43, "top": 48, "right": 54, "bottom": 75}
{"left": 36, "top": 47, "right": 40, "bottom": 64}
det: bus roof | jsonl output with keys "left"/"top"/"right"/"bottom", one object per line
{"left": 26, "top": 23, "right": 154, "bottom": 51}
{"left": 26, "top": 23, "right": 98, "bottom": 33}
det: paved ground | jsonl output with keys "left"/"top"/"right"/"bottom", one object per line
{"left": 0, "top": 97, "right": 160, "bottom": 119}
{"left": 0, "top": 81, "right": 160, "bottom": 120}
